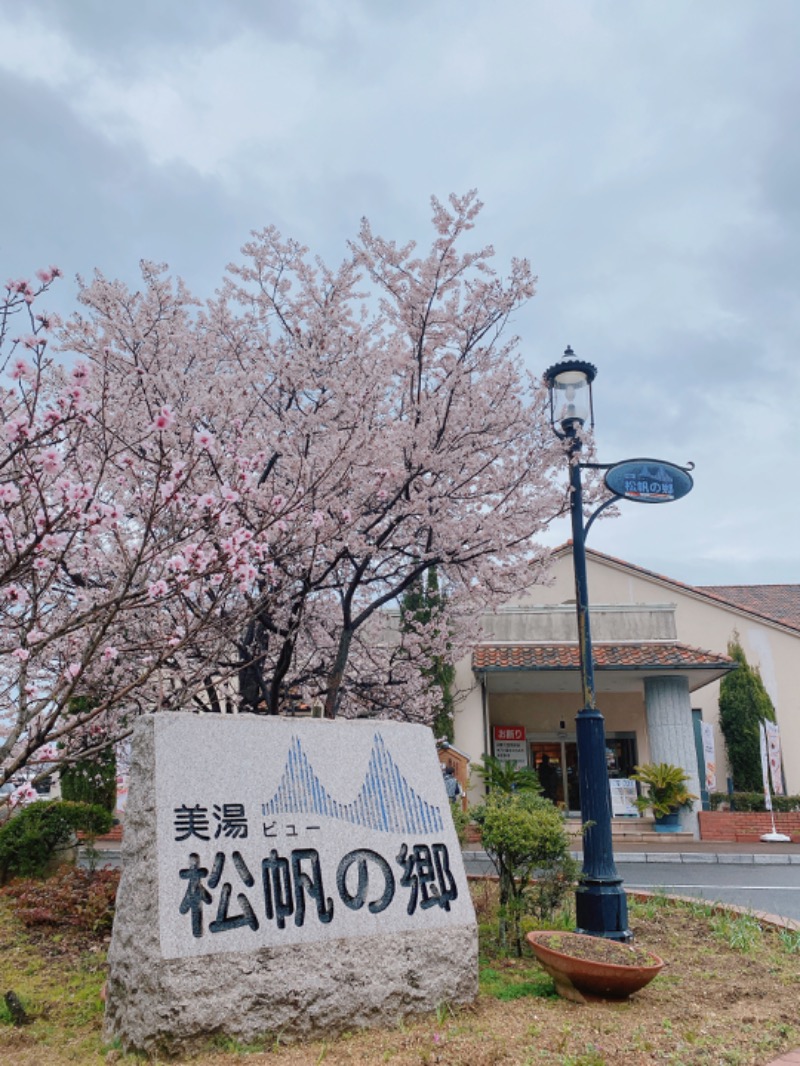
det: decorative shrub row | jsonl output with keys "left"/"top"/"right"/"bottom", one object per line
{"left": 709, "top": 791, "right": 800, "bottom": 813}
{"left": 0, "top": 865, "right": 120, "bottom": 934}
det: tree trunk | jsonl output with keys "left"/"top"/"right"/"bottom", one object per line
{"left": 323, "top": 627, "right": 354, "bottom": 719}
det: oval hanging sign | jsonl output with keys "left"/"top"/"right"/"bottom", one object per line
{"left": 604, "top": 459, "right": 693, "bottom": 504}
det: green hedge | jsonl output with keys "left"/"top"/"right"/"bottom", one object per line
{"left": 0, "top": 800, "right": 113, "bottom": 884}
{"left": 709, "top": 791, "right": 800, "bottom": 813}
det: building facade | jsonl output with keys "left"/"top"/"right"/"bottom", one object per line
{"left": 452, "top": 546, "right": 800, "bottom": 835}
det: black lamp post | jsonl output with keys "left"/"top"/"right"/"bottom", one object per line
{"left": 543, "top": 346, "right": 631, "bottom": 942}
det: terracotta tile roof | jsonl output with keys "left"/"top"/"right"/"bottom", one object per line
{"left": 472, "top": 641, "right": 736, "bottom": 672}
{"left": 696, "top": 585, "right": 800, "bottom": 632}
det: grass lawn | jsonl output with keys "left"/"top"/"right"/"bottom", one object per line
{"left": 1, "top": 872, "right": 799, "bottom": 1065}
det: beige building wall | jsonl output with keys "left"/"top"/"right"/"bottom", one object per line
{"left": 452, "top": 549, "right": 799, "bottom": 795}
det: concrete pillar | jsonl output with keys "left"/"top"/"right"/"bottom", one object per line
{"left": 643, "top": 676, "right": 701, "bottom": 837}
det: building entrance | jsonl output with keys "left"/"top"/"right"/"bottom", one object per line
{"left": 530, "top": 736, "right": 637, "bottom": 816}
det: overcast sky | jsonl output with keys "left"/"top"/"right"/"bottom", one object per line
{"left": 2, "top": 0, "right": 798, "bottom": 588}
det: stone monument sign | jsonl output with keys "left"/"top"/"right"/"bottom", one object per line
{"left": 105, "top": 713, "right": 477, "bottom": 1054}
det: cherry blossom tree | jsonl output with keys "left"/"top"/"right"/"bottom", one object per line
{"left": 2, "top": 191, "right": 568, "bottom": 788}
{"left": 0, "top": 271, "right": 280, "bottom": 788}
{"left": 213, "top": 191, "right": 565, "bottom": 718}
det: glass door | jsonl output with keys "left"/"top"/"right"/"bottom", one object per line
{"left": 530, "top": 738, "right": 632, "bottom": 816}
{"left": 530, "top": 742, "right": 563, "bottom": 804}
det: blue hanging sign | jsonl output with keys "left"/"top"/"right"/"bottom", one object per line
{"left": 604, "top": 459, "right": 693, "bottom": 504}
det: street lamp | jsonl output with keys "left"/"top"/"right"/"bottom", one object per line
{"left": 543, "top": 346, "right": 631, "bottom": 942}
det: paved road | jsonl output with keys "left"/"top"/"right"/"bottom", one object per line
{"left": 463, "top": 850, "right": 800, "bottom": 925}
{"left": 618, "top": 860, "right": 800, "bottom": 924}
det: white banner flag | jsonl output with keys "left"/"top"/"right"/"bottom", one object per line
{"left": 759, "top": 721, "right": 773, "bottom": 812}
{"left": 700, "top": 721, "right": 716, "bottom": 791}
{"left": 764, "top": 720, "right": 785, "bottom": 796}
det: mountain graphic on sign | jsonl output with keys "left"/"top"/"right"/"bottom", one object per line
{"left": 262, "top": 733, "right": 444, "bottom": 834}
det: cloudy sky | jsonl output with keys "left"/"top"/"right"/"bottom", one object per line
{"left": 2, "top": 0, "right": 798, "bottom": 587}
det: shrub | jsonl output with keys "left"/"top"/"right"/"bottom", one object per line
{"left": 476, "top": 791, "right": 575, "bottom": 955}
{"left": 709, "top": 791, "right": 800, "bottom": 813}
{"left": 1, "top": 865, "right": 120, "bottom": 935}
{"left": 0, "top": 800, "right": 113, "bottom": 884}
{"left": 59, "top": 696, "right": 118, "bottom": 813}
{"left": 719, "top": 639, "right": 777, "bottom": 792}
{"left": 60, "top": 749, "right": 117, "bottom": 813}
{"left": 448, "top": 800, "right": 470, "bottom": 847}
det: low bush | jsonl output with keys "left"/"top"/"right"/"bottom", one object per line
{"left": 709, "top": 791, "right": 800, "bottom": 812}
{"left": 0, "top": 800, "right": 113, "bottom": 884}
{"left": 474, "top": 791, "right": 576, "bottom": 956}
{"left": 0, "top": 865, "right": 120, "bottom": 935}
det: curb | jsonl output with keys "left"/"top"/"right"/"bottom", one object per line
{"left": 463, "top": 849, "right": 800, "bottom": 866}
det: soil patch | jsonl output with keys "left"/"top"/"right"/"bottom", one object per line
{"left": 530, "top": 931, "right": 659, "bottom": 967}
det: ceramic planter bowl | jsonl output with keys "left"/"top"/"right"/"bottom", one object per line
{"left": 526, "top": 930, "right": 664, "bottom": 1003}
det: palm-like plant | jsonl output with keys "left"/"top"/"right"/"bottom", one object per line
{"left": 631, "top": 762, "right": 697, "bottom": 819}
{"left": 471, "top": 753, "right": 541, "bottom": 794}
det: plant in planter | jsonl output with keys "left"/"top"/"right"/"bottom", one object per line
{"left": 631, "top": 762, "right": 697, "bottom": 830}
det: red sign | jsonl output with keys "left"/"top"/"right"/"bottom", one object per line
{"left": 493, "top": 726, "right": 525, "bottom": 743}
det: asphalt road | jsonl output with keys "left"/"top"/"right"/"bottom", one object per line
{"left": 617, "top": 860, "right": 800, "bottom": 924}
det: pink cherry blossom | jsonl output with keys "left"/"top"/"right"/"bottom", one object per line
{"left": 40, "top": 448, "right": 63, "bottom": 474}
{"left": 151, "top": 405, "right": 176, "bottom": 432}
{"left": 10, "top": 783, "right": 38, "bottom": 808}
{"left": 4, "top": 416, "right": 30, "bottom": 442}
{"left": 194, "top": 429, "right": 216, "bottom": 452}
{"left": 10, "top": 355, "right": 35, "bottom": 377}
